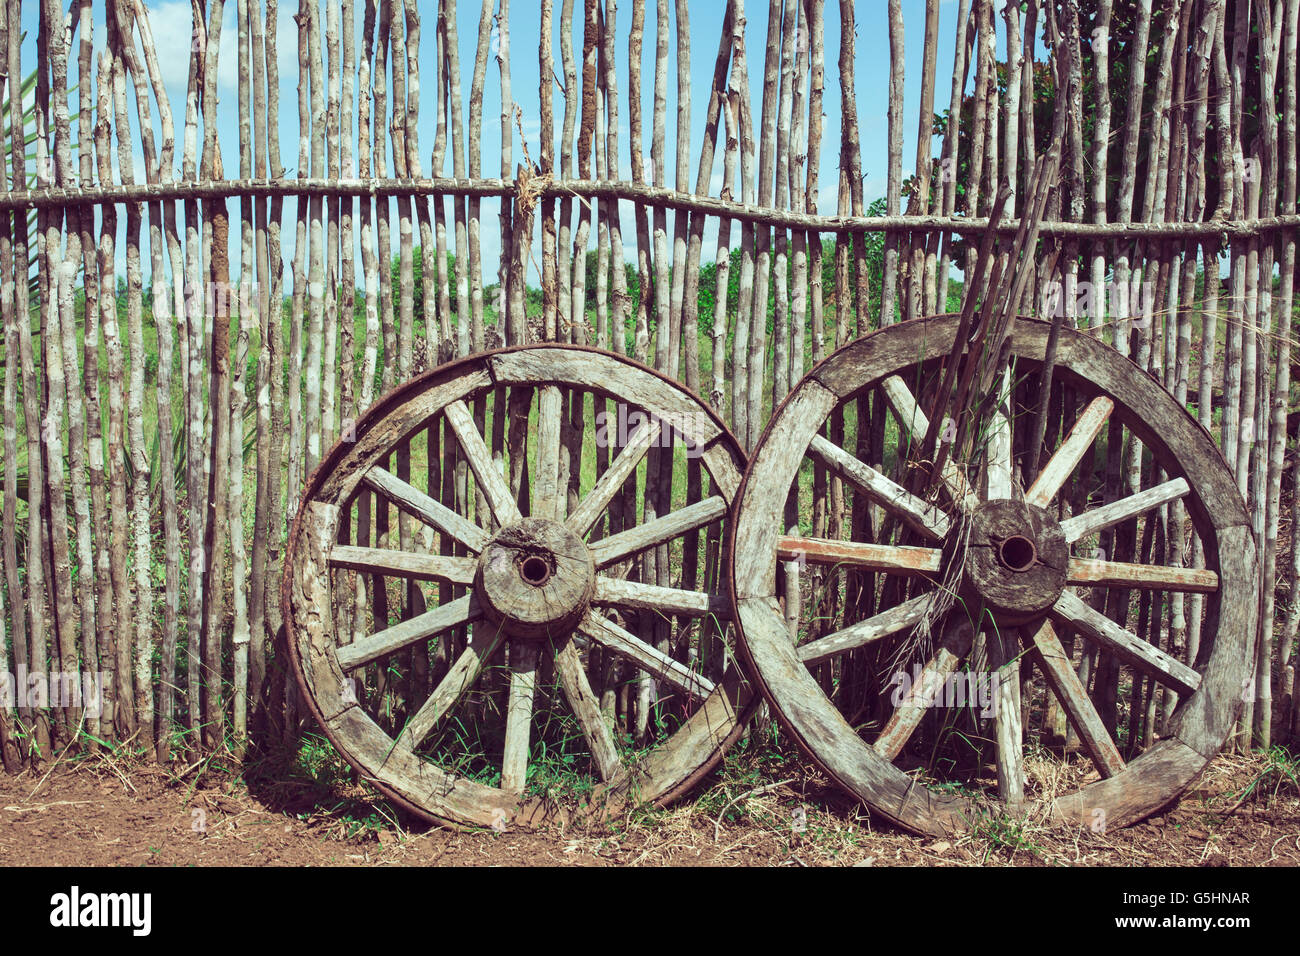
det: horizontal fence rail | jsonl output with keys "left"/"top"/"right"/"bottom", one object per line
{"left": 2, "top": 178, "right": 1299, "bottom": 239}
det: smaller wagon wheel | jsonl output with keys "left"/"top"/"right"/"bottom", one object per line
{"left": 285, "top": 345, "right": 752, "bottom": 829}
{"left": 728, "top": 315, "right": 1258, "bottom": 837}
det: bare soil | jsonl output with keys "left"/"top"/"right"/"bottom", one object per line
{"left": 0, "top": 745, "right": 1297, "bottom": 867}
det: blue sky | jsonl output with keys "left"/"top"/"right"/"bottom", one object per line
{"left": 19, "top": 0, "right": 1005, "bottom": 285}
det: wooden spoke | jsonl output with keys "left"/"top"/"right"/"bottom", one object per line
{"left": 797, "top": 594, "right": 931, "bottom": 665}
{"left": 873, "top": 618, "right": 973, "bottom": 761}
{"left": 329, "top": 545, "right": 477, "bottom": 585}
{"left": 588, "top": 495, "right": 727, "bottom": 569}
{"left": 443, "top": 398, "right": 524, "bottom": 526}
{"left": 364, "top": 466, "right": 490, "bottom": 553}
{"left": 1025, "top": 396, "right": 1114, "bottom": 508}
{"left": 578, "top": 610, "right": 715, "bottom": 700}
{"left": 592, "top": 575, "right": 731, "bottom": 619}
{"left": 987, "top": 627, "right": 1024, "bottom": 808}
{"left": 881, "top": 374, "right": 979, "bottom": 510}
{"left": 777, "top": 535, "right": 942, "bottom": 576}
{"left": 287, "top": 346, "right": 750, "bottom": 828}
{"left": 783, "top": 544, "right": 802, "bottom": 638}
{"left": 554, "top": 639, "right": 623, "bottom": 782}
{"left": 728, "top": 316, "right": 1255, "bottom": 837}
{"left": 396, "top": 622, "right": 506, "bottom": 750}
{"left": 1058, "top": 477, "right": 1191, "bottom": 543}
{"left": 1026, "top": 621, "right": 1125, "bottom": 778}
{"left": 566, "top": 415, "right": 663, "bottom": 536}
{"left": 985, "top": 370, "right": 1014, "bottom": 501}
{"left": 807, "top": 433, "right": 951, "bottom": 539}
{"left": 1050, "top": 591, "right": 1201, "bottom": 697}
{"left": 337, "top": 593, "right": 483, "bottom": 671}
{"left": 501, "top": 643, "right": 540, "bottom": 793}
{"left": 1066, "top": 557, "right": 1218, "bottom": 593}
{"left": 532, "top": 385, "right": 564, "bottom": 521}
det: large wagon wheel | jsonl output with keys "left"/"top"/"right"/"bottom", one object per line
{"left": 728, "top": 315, "right": 1257, "bottom": 837}
{"left": 285, "top": 345, "right": 751, "bottom": 829}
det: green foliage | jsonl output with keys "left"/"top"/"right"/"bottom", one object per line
{"left": 390, "top": 247, "right": 459, "bottom": 335}
{"left": 575, "top": 196, "right": 892, "bottom": 359}
{"left": 968, "top": 810, "right": 1047, "bottom": 863}
{"left": 1, "top": 65, "right": 57, "bottom": 305}
{"left": 1229, "top": 745, "right": 1300, "bottom": 807}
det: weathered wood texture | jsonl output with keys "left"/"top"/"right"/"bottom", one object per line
{"left": 0, "top": 0, "right": 1290, "bottom": 791}
{"left": 286, "top": 346, "right": 751, "bottom": 826}
{"left": 729, "top": 316, "right": 1257, "bottom": 836}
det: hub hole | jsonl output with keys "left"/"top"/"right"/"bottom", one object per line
{"left": 998, "top": 535, "right": 1037, "bottom": 572}
{"left": 519, "top": 555, "right": 552, "bottom": 587}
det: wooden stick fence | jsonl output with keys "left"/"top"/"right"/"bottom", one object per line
{"left": 0, "top": 0, "right": 1296, "bottom": 771}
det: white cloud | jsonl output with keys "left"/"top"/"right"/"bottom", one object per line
{"left": 137, "top": 0, "right": 297, "bottom": 95}
{"left": 138, "top": 0, "right": 195, "bottom": 90}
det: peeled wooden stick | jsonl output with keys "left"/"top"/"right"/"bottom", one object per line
{"left": 199, "top": 0, "right": 231, "bottom": 752}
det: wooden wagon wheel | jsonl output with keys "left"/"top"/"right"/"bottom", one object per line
{"left": 728, "top": 315, "right": 1258, "bottom": 837}
{"left": 284, "top": 345, "right": 752, "bottom": 829}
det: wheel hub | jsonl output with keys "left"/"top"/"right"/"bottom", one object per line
{"left": 475, "top": 517, "right": 595, "bottom": 640}
{"left": 958, "top": 499, "right": 1068, "bottom": 626}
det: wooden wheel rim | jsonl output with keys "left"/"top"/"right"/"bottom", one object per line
{"left": 284, "top": 344, "right": 752, "bottom": 829}
{"left": 728, "top": 315, "right": 1258, "bottom": 837}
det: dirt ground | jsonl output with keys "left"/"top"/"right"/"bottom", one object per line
{"left": 0, "top": 744, "right": 1297, "bottom": 867}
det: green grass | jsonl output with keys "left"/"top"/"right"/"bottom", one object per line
{"left": 970, "top": 813, "right": 1045, "bottom": 861}
{"left": 1227, "top": 745, "right": 1300, "bottom": 807}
